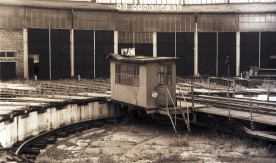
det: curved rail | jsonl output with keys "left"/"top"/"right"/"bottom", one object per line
{"left": 11, "top": 116, "right": 122, "bottom": 162}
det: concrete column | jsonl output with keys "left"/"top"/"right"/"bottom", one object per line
{"left": 216, "top": 32, "right": 218, "bottom": 77}
{"left": 194, "top": 22, "right": 198, "bottom": 77}
{"left": 175, "top": 32, "right": 177, "bottom": 58}
{"left": 114, "top": 31, "right": 118, "bottom": 54}
{"left": 153, "top": 32, "right": 157, "bottom": 57}
{"left": 70, "top": 29, "right": 74, "bottom": 77}
{"left": 49, "top": 29, "right": 52, "bottom": 80}
{"left": 259, "top": 32, "right": 261, "bottom": 68}
{"left": 23, "top": 28, "right": 28, "bottom": 79}
{"left": 236, "top": 32, "right": 240, "bottom": 76}
{"left": 94, "top": 30, "right": 96, "bottom": 78}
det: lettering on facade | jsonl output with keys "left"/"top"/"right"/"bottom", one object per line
{"left": 117, "top": 4, "right": 182, "bottom": 11}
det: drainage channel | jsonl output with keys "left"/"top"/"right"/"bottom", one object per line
{"left": 7, "top": 116, "right": 123, "bottom": 162}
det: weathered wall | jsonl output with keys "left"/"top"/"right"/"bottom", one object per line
{"left": 111, "top": 61, "right": 148, "bottom": 107}
{"left": 0, "top": 29, "right": 24, "bottom": 78}
{"left": 1, "top": 5, "right": 275, "bottom": 33}
{"left": 148, "top": 63, "right": 177, "bottom": 107}
{"left": 0, "top": 101, "right": 116, "bottom": 148}
{"left": 146, "top": 62, "right": 159, "bottom": 108}
{"left": 1, "top": 4, "right": 276, "bottom": 79}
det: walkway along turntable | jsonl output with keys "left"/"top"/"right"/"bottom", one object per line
{"left": 107, "top": 53, "right": 276, "bottom": 141}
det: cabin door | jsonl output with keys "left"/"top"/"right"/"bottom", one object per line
{"left": 156, "top": 64, "right": 173, "bottom": 107}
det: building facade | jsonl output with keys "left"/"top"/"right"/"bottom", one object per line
{"left": 0, "top": 0, "right": 275, "bottom": 79}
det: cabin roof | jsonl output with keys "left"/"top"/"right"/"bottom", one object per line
{"left": 107, "top": 53, "right": 179, "bottom": 64}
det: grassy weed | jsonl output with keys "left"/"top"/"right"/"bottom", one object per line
{"left": 37, "top": 156, "right": 57, "bottom": 163}
{"left": 98, "top": 154, "right": 116, "bottom": 163}
{"left": 154, "top": 153, "right": 182, "bottom": 163}
{"left": 170, "top": 134, "right": 189, "bottom": 147}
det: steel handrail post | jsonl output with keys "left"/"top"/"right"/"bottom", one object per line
{"left": 165, "top": 86, "right": 176, "bottom": 127}
{"left": 180, "top": 86, "right": 190, "bottom": 131}
{"left": 208, "top": 77, "right": 210, "bottom": 95}
{"left": 233, "top": 79, "right": 235, "bottom": 97}
{"left": 179, "top": 87, "right": 182, "bottom": 108}
{"left": 249, "top": 92, "right": 252, "bottom": 122}
{"left": 191, "top": 86, "right": 194, "bottom": 110}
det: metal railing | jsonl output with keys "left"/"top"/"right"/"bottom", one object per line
{"left": 156, "top": 85, "right": 193, "bottom": 132}
{"left": 178, "top": 86, "right": 191, "bottom": 132}
{"left": 155, "top": 85, "right": 177, "bottom": 133}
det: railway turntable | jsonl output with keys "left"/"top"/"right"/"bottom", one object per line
{"left": 107, "top": 53, "right": 276, "bottom": 141}
{"left": 107, "top": 53, "right": 206, "bottom": 133}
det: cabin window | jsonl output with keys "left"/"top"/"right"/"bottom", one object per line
{"left": 158, "top": 65, "right": 172, "bottom": 85}
{"left": 115, "top": 63, "right": 139, "bottom": 87}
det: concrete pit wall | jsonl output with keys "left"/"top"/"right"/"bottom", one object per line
{"left": 0, "top": 101, "right": 116, "bottom": 148}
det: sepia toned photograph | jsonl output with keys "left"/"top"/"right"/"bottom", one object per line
{"left": 0, "top": 0, "right": 276, "bottom": 162}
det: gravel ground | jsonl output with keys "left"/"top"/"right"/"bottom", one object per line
{"left": 37, "top": 121, "right": 276, "bottom": 163}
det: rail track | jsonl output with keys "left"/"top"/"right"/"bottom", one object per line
{"left": 0, "top": 79, "right": 111, "bottom": 98}
{"left": 176, "top": 90, "right": 276, "bottom": 142}
{"left": 6, "top": 116, "right": 122, "bottom": 162}
{"left": 178, "top": 94, "right": 276, "bottom": 116}
{"left": 1, "top": 78, "right": 276, "bottom": 162}
{"left": 3, "top": 95, "right": 276, "bottom": 162}
{"left": 176, "top": 77, "right": 276, "bottom": 118}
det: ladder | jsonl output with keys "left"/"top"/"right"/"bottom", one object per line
{"left": 156, "top": 86, "right": 191, "bottom": 133}
{"left": 178, "top": 87, "right": 191, "bottom": 132}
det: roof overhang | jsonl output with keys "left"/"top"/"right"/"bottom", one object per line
{"left": 1, "top": 0, "right": 275, "bottom": 14}
{"left": 0, "top": 0, "right": 116, "bottom": 11}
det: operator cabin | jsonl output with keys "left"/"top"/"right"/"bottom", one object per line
{"left": 107, "top": 53, "right": 178, "bottom": 112}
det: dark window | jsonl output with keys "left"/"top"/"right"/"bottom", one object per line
{"left": 115, "top": 63, "right": 139, "bottom": 87}
{"left": 7, "top": 52, "right": 15, "bottom": 57}
{"left": 0, "top": 52, "right": 15, "bottom": 58}
{"left": 158, "top": 65, "right": 172, "bottom": 85}
{"left": 0, "top": 52, "right": 5, "bottom": 57}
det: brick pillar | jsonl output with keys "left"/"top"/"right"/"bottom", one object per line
{"left": 0, "top": 29, "right": 24, "bottom": 79}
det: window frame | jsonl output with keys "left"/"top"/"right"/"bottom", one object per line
{"left": 115, "top": 62, "right": 140, "bottom": 87}
{"left": 158, "top": 64, "right": 172, "bottom": 85}
{"left": 0, "top": 50, "right": 16, "bottom": 58}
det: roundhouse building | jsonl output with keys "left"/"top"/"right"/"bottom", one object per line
{"left": 0, "top": 0, "right": 275, "bottom": 80}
